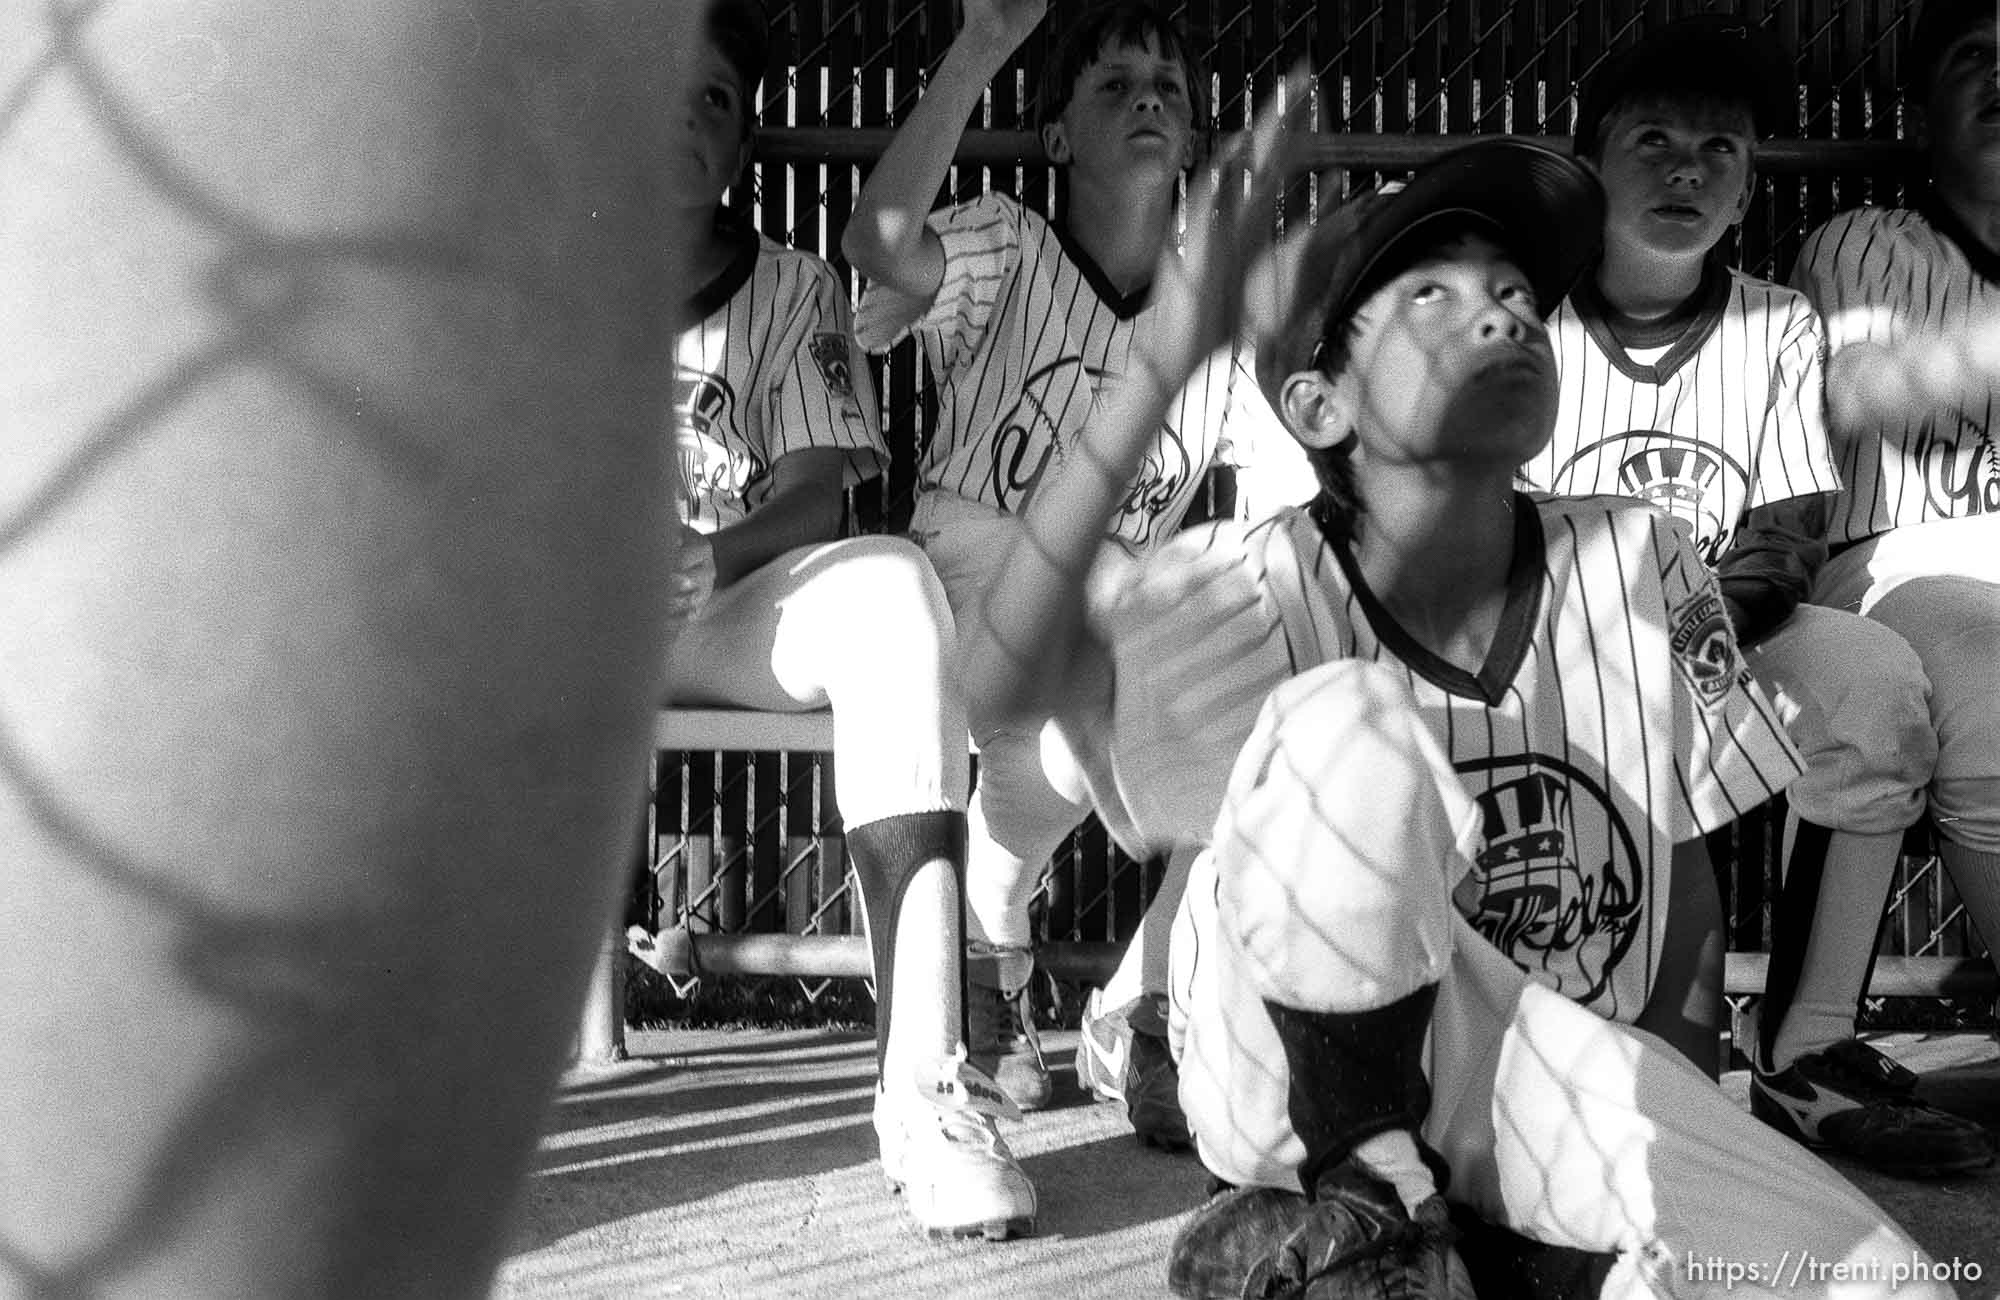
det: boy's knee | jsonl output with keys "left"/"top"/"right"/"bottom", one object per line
{"left": 1929, "top": 649, "right": 2000, "bottom": 851}
{"left": 828, "top": 535, "right": 954, "bottom": 646}
{"left": 1762, "top": 609, "right": 1937, "bottom": 834}
{"left": 1213, "top": 663, "right": 1464, "bottom": 1013}
{"left": 966, "top": 727, "right": 1088, "bottom": 850}
{"left": 1870, "top": 584, "right": 2000, "bottom": 844}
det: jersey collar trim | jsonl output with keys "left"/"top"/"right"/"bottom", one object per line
{"left": 1051, "top": 219, "right": 1152, "bottom": 320}
{"left": 1327, "top": 495, "right": 1546, "bottom": 707}
{"left": 687, "top": 220, "right": 761, "bottom": 321}
{"left": 1569, "top": 257, "right": 1732, "bottom": 385}
{"left": 1918, "top": 190, "right": 2000, "bottom": 286}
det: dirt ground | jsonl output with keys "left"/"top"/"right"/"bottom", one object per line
{"left": 496, "top": 1027, "right": 2000, "bottom": 1299}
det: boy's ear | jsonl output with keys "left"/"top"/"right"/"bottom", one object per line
{"left": 1279, "top": 369, "right": 1359, "bottom": 454}
{"left": 1041, "top": 120, "right": 1072, "bottom": 165}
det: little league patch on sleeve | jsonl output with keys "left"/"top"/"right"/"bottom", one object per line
{"left": 808, "top": 332, "right": 855, "bottom": 397}
{"left": 1669, "top": 589, "right": 1739, "bottom": 703}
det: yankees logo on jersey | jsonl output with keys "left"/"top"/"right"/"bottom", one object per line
{"left": 673, "top": 367, "right": 762, "bottom": 519}
{"left": 1454, "top": 757, "right": 1645, "bottom": 1001}
{"left": 1096, "top": 496, "right": 1799, "bottom": 1021}
{"left": 985, "top": 355, "right": 1093, "bottom": 510}
{"left": 1791, "top": 201, "right": 2000, "bottom": 542}
{"left": 856, "top": 192, "right": 1265, "bottom": 552}
{"left": 1523, "top": 267, "right": 1842, "bottom": 557}
{"left": 673, "top": 224, "right": 885, "bottom": 533}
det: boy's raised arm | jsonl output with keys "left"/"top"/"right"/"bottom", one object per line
{"left": 961, "top": 91, "right": 1305, "bottom": 725}
{"left": 841, "top": 0, "right": 1046, "bottom": 309}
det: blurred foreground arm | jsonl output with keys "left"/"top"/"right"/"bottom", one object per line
{"left": 1, "top": 3, "right": 691, "bottom": 1296}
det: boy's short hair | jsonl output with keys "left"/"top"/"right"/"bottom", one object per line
{"left": 1908, "top": 0, "right": 1989, "bottom": 92}
{"left": 707, "top": 0, "right": 770, "bottom": 136}
{"left": 1572, "top": 14, "right": 1790, "bottom": 158}
{"left": 1036, "top": 1, "right": 1209, "bottom": 133}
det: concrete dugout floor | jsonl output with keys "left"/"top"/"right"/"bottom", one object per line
{"left": 497, "top": 1028, "right": 2000, "bottom": 1299}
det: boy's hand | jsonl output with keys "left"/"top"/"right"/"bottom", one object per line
{"left": 1823, "top": 309, "right": 2000, "bottom": 437}
{"left": 1135, "top": 71, "right": 1312, "bottom": 398}
{"left": 959, "top": 0, "right": 1047, "bottom": 50}
{"left": 666, "top": 526, "right": 717, "bottom": 632}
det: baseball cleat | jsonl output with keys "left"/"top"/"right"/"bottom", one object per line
{"left": 1078, "top": 989, "right": 1192, "bottom": 1150}
{"left": 966, "top": 941, "right": 1053, "bottom": 1111}
{"left": 874, "top": 1051, "right": 1037, "bottom": 1240}
{"left": 1749, "top": 1037, "right": 1994, "bottom": 1178}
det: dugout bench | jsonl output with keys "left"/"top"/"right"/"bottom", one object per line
{"left": 580, "top": 704, "right": 1999, "bottom": 1064}
{"left": 578, "top": 124, "right": 1986, "bottom": 1063}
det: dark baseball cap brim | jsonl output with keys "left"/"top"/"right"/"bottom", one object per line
{"left": 1573, "top": 15, "right": 1791, "bottom": 155}
{"left": 1909, "top": 0, "right": 1990, "bottom": 90}
{"left": 1254, "top": 138, "right": 1605, "bottom": 410}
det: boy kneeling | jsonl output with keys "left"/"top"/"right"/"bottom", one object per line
{"left": 964, "top": 116, "right": 1945, "bottom": 1294}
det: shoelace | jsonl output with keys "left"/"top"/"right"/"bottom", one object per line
{"left": 973, "top": 981, "right": 1032, "bottom": 1050}
{"left": 932, "top": 1102, "right": 1007, "bottom": 1156}
{"left": 1806, "top": 1043, "right": 1918, "bottom": 1103}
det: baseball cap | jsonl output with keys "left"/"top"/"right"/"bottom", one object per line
{"left": 1573, "top": 14, "right": 1792, "bottom": 157}
{"left": 1253, "top": 138, "right": 1605, "bottom": 410}
{"left": 708, "top": 0, "right": 772, "bottom": 102}
{"left": 1908, "top": 0, "right": 1991, "bottom": 90}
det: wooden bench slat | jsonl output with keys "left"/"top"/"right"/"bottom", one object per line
{"left": 628, "top": 930, "right": 1998, "bottom": 999}
{"left": 656, "top": 707, "right": 839, "bottom": 753}
{"left": 655, "top": 707, "right": 979, "bottom": 755}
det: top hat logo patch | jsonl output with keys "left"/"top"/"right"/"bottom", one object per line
{"left": 1455, "top": 756, "right": 1644, "bottom": 1006}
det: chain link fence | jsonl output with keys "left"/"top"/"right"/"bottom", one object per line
{"left": 634, "top": 0, "right": 1992, "bottom": 1032}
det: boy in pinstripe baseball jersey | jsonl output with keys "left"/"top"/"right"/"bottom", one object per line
{"left": 844, "top": 0, "right": 1277, "bottom": 1137}
{"left": 1519, "top": 15, "right": 1992, "bottom": 1177}
{"left": 1791, "top": 0, "right": 2000, "bottom": 1037}
{"left": 651, "top": 0, "right": 1036, "bottom": 1240}
{"left": 964, "top": 120, "right": 1945, "bottom": 1295}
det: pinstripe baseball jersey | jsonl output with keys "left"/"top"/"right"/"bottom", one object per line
{"left": 1521, "top": 267, "right": 1842, "bottom": 565}
{"left": 1790, "top": 202, "right": 2000, "bottom": 544}
{"left": 1093, "top": 496, "right": 1801, "bottom": 1022}
{"left": 673, "top": 227, "right": 885, "bottom": 532}
{"left": 854, "top": 192, "right": 1271, "bottom": 550}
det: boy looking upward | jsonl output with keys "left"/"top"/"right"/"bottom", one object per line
{"left": 959, "top": 105, "right": 1947, "bottom": 1294}
{"left": 1521, "top": 14, "right": 1991, "bottom": 1178}
{"left": 844, "top": 0, "right": 1269, "bottom": 1127}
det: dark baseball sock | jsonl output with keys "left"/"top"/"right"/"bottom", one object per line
{"left": 1758, "top": 818, "right": 1834, "bottom": 1071}
{"left": 1264, "top": 983, "right": 1447, "bottom": 1194}
{"left": 1450, "top": 1207, "right": 1619, "bottom": 1299}
{"left": 846, "top": 809, "right": 968, "bottom": 1072}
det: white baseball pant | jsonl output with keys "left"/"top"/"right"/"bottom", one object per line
{"left": 1170, "top": 660, "right": 1947, "bottom": 1299}
{"left": 666, "top": 535, "right": 968, "bottom": 823}
{"left": 910, "top": 490, "right": 1130, "bottom": 949}
{"left": 1814, "top": 515, "right": 2000, "bottom": 857}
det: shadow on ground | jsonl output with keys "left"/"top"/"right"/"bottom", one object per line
{"left": 497, "top": 1028, "right": 2000, "bottom": 1299}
